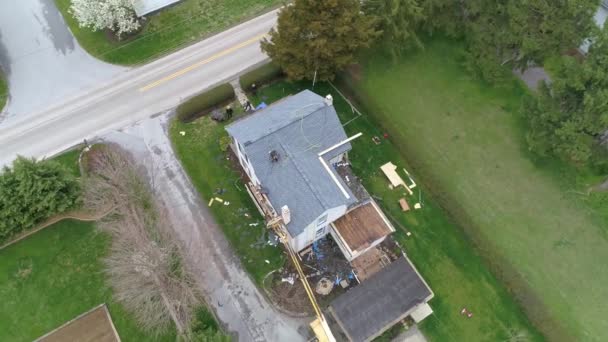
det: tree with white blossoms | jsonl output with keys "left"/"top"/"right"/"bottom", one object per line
{"left": 70, "top": 0, "right": 140, "bottom": 38}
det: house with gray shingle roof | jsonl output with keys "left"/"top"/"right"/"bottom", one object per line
{"left": 226, "top": 90, "right": 393, "bottom": 255}
{"left": 226, "top": 89, "right": 435, "bottom": 342}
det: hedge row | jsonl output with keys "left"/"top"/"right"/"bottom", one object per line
{"left": 239, "top": 63, "right": 284, "bottom": 90}
{"left": 176, "top": 83, "right": 235, "bottom": 122}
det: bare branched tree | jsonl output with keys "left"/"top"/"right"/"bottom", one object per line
{"left": 83, "top": 144, "right": 199, "bottom": 337}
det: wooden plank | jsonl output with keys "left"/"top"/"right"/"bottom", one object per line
{"left": 399, "top": 198, "right": 410, "bottom": 212}
{"left": 380, "top": 162, "right": 405, "bottom": 187}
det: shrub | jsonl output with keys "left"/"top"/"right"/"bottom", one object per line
{"left": 191, "top": 308, "right": 230, "bottom": 342}
{"left": 0, "top": 157, "right": 80, "bottom": 243}
{"left": 176, "top": 84, "right": 235, "bottom": 123}
{"left": 239, "top": 63, "right": 284, "bottom": 90}
{"left": 219, "top": 136, "right": 232, "bottom": 152}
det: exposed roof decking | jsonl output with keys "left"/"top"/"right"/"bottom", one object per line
{"left": 332, "top": 201, "right": 394, "bottom": 253}
{"left": 330, "top": 257, "right": 433, "bottom": 342}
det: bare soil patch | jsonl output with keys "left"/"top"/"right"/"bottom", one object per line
{"left": 36, "top": 304, "right": 119, "bottom": 342}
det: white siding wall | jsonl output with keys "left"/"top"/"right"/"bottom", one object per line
{"left": 233, "top": 138, "right": 261, "bottom": 185}
{"left": 291, "top": 205, "right": 347, "bottom": 252}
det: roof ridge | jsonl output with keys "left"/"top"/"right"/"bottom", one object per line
{"left": 226, "top": 92, "right": 326, "bottom": 144}
{"left": 265, "top": 103, "right": 329, "bottom": 145}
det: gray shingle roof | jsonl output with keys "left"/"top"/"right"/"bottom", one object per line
{"left": 132, "top": 0, "right": 182, "bottom": 17}
{"left": 226, "top": 90, "right": 356, "bottom": 237}
{"left": 330, "top": 257, "right": 433, "bottom": 342}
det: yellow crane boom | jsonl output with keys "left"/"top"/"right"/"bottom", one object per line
{"left": 271, "top": 223, "right": 335, "bottom": 342}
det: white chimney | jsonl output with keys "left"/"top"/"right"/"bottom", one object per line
{"left": 281, "top": 205, "right": 291, "bottom": 225}
{"left": 324, "top": 94, "right": 333, "bottom": 106}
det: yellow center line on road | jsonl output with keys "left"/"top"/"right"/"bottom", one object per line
{"left": 139, "top": 33, "right": 268, "bottom": 92}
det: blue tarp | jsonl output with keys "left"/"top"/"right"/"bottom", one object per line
{"left": 255, "top": 102, "right": 267, "bottom": 110}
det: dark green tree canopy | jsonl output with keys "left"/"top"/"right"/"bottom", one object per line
{"left": 364, "top": 0, "right": 426, "bottom": 60}
{"left": 0, "top": 157, "right": 80, "bottom": 243}
{"left": 507, "top": 0, "right": 597, "bottom": 69}
{"left": 261, "top": 0, "right": 379, "bottom": 81}
{"left": 454, "top": 0, "right": 597, "bottom": 82}
{"left": 523, "top": 27, "right": 608, "bottom": 165}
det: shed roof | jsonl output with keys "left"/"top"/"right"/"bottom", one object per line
{"left": 226, "top": 90, "right": 357, "bottom": 237}
{"left": 330, "top": 257, "right": 433, "bottom": 342}
{"left": 132, "top": 0, "right": 181, "bottom": 17}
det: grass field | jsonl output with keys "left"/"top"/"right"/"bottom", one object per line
{"left": 54, "top": 0, "right": 279, "bottom": 65}
{"left": 341, "top": 38, "right": 608, "bottom": 341}
{"left": 0, "top": 70, "right": 7, "bottom": 111}
{"left": 0, "top": 220, "right": 176, "bottom": 341}
{"left": 0, "top": 150, "right": 224, "bottom": 341}
{"left": 52, "top": 148, "right": 82, "bottom": 177}
{"left": 169, "top": 105, "right": 285, "bottom": 285}
{"left": 246, "top": 80, "right": 542, "bottom": 341}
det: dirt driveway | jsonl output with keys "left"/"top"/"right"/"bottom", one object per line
{"left": 101, "top": 114, "right": 308, "bottom": 342}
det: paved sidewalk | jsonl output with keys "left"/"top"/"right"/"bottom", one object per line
{"left": 102, "top": 114, "right": 308, "bottom": 342}
{"left": 513, "top": 67, "right": 550, "bottom": 91}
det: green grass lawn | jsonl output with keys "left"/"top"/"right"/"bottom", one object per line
{"left": 54, "top": 0, "right": 280, "bottom": 65}
{"left": 247, "top": 80, "right": 542, "bottom": 342}
{"left": 0, "top": 70, "right": 7, "bottom": 110}
{"left": 340, "top": 38, "right": 608, "bottom": 341}
{"left": 52, "top": 147, "right": 82, "bottom": 177}
{"left": 169, "top": 104, "right": 285, "bottom": 285}
{"left": 0, "top": 220, "right": 176, "bottom": 341}
{"left": 0, "top": 150, "right": 225, "bottom": 341}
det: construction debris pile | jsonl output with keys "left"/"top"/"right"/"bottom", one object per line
{"left": 304, "top": 237, "right": 356, "bottom": 293}
{"left": 335, "top": 162, "right": 369, "bottom": 201}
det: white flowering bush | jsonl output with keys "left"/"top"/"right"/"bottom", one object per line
{"left": 70, "top": 0, "right": 140, "bottom": 38}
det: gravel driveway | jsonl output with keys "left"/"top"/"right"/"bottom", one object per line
{"left": 102, "top": 114, "right": 308, "bottom": 342}
{"left": 0, "top": 0, "right": 125, "bottom": 121}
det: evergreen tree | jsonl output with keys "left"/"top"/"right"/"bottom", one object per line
{"left": 261, "top": 0, "right": 379, "bottom": 81}
{"left": 364, "top": 0, "right": 426, "bottom": 61}
{"left": 0, "top": 157, "right": 80, "bottom": 242}
{"left": 419, "top": 0, "right": 464, "bottom": 37}
{"left": 507, "top": 0, "right": 597, "bottom": 69}
{"left": 462, "top": 0, "right": 512, "bottom": 82}
{"left": 459, "top": 0, "right": 596, "bottom": 82}
{"left": 523, "top": 27, "right": 608, "bottom": 165}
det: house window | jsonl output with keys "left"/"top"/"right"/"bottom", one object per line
{"left": 317, "top": 214, "right": 328, "bottom": 226}
{"left": 315, "top": 226, "right": 325, "bottom": 238}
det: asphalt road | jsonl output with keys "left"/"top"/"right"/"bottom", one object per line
{"left": 0, "top": 0, "right": 125, "bottom": 120}
{"left": 0, "top": 9, "right": 278, "bottom": 167}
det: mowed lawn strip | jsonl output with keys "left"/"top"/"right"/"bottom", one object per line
{"left": 0, "top": 220, "right": 175, "bottom": 342}
{"left": 248, "top": 80, "right": 542, "bottom": 341}
{"left": 344, "top": 38, "right": 608, "bottom": 340}
{"left": 54, "top": 0, "right": 280, "bottom": 65}
{"left": 169, "top": 109, "right": 284, "bottom": 285}
{"left": 0, "top": 70, "right": 7, "bottom": 110}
